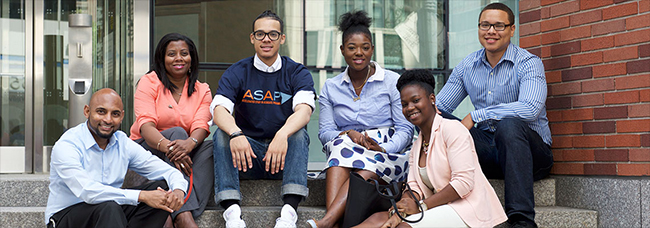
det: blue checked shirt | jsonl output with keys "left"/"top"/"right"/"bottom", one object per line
{"left": 436, "top": 43, "right": 552, "bottom": 146}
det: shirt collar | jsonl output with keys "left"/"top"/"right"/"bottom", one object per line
{"left": 479, "top": 42, "right": 516, "bottom": 67}
{"left": 81, "top": 121, "right": 118, "bottom": 151}
{"left": 254, "top": 54, "right": 282, "bottom": 73}
{"left": 341, "top": 61, "right": 385, "bottom": 84}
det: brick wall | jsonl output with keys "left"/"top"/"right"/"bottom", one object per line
{"left": 519, "top": 0, "right": 650, "bottom": 176}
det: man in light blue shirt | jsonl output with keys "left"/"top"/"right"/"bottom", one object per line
{"left": 45, "top": 88, "right": 188, "bottom": 228}
{"left": 436, "top": 3, "right": 553, "bottom": 228}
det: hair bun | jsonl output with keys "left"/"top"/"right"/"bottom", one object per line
{"left": 338, "top": 10, "right": 372, "bottom": 32}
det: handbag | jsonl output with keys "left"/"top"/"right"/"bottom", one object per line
{"left": 341, "top": 172, "right": 424, "bottom": 228}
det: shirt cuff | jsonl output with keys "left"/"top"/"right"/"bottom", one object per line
{"left": 471, "top": 109, "right": 487, "bottom": 124}
{"left": 292, "top": 90, "right": 316, "bottom": 111}
{"left": 125, "top": 189, "right": 142, "bottom": 205}
{"left": 209, "top": 95, "right": 235, "bottom": 125}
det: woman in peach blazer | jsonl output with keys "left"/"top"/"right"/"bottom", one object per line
{"left": 356, "top": 70, "right": 506, "bottom": 228}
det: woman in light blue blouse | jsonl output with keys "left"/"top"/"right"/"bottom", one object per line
{"left": 308, "top": 10, "right": 414, "bottom": 228}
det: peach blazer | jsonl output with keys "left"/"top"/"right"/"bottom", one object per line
{"left": 407, "top": 114, "right": 507, "bottom": 227}
{"left": 129, "top": 71, "right": 212, "bottom": 140}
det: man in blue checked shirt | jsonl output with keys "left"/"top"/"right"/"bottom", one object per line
{"left": 436, "top": 3, "right": 553, "bottom": 228}
{"left": 45, "top": 88, "right": 188, "bottom": 228}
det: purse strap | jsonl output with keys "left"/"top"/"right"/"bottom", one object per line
{"left": 371, "top": 179, "right": 424, "bottom": 223}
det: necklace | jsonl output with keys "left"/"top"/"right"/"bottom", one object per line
{"left": 422, "top": 141, "right": 430, "bottom": 154}
{"left": 352, "top": 65, "right": 372, "bottom": 102}
{"left": 354, "top": 66, "right": 372, "bottom": 90}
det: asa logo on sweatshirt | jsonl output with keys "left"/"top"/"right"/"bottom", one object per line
{"left": 241, "top": 89, "right": 291, "bottom": 105}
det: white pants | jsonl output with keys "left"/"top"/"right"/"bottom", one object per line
{"left": 405, "top": 205, "right": 468, "bottom": 228}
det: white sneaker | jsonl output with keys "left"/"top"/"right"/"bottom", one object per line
{"left": 223, "top": 204, "right": 246, "bottom": 228}
{"left": 274, "top": 204, "right": 298, "bottom": 228}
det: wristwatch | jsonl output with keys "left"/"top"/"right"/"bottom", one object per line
{"left": 189, "top": 137, "right": 199, "bottom": 147}
{"left": 419, "top": 200, "right": 428, "bottom": 212}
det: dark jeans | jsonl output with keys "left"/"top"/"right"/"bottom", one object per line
{"left": 439, "top": 111, "right": 553, "bottom": 224}
{"left": 47, "top": 180, "right": 170, "bottom": 228}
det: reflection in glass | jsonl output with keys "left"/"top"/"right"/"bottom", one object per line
{"left": 41, "top": 0, "right": 134, "bottom": 146}
{"left": 1, "top": 0, "right": 26, "bottom": 146}
{"left": 305, "top": 0, "right": 446, "bottom": 70}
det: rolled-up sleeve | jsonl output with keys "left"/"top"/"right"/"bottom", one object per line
{"left": 132, "top": 73, "right": 161, "bottom": 138}
{"left": 190, "top": 85, "right": 213, "bottom": 134}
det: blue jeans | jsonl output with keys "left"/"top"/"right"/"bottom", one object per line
{"left": 213, "top": 128, "right": 310, "bottom": 205}
{"left": 439, "top": 111, "right": 553, "bottom": 224}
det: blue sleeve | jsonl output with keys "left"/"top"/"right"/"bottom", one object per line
{"left": 470, "top": 56, "right": 547, "bottom": 123}
{"left": 127, "top": 139, "right": 188, "bottom": 193}
{"left": 215, "top": 66, "right": 242, "bottom": 103}
{"left": 318, "top": 81, "right": 340, "bottom": 145}
{"left": 380, "top": 75, "right": 414, "bottom": 154}
{"left": 50, "top": 140, "right": 141, "bottom": 205}
{"left": 436, "top": 60, "right": 469, "bottom": 114}
{"left": 290, "top": 62, "right": 316, "bottom": 95}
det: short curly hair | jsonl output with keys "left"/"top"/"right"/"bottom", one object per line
{"left": 396, "top": 69, "right": 436, "bottom": 95}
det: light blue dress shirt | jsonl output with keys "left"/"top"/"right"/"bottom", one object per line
{"left": 436, "top": 43, "right": 552, "bottom": 145}
{"left": 318, "top": 62, "right": 414, "bottom": 153}
{"left": 44, "top": 121, "right": 188, "bottom": 224}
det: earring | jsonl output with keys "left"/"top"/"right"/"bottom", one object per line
{"left": 188, "top": 68, "right": 192, "bottom": 75}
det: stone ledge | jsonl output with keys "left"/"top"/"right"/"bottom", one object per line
{"left": 0, "top": 207, "right": 47, "bottom": 228}
{"left": 0, "top": 174, "right": 49, "bottom": 207}
{"left": 0, "top": 205, "right": 597, "bottom": 228}
{"left": 196, "top": 206, "right": 325, "bottom": 228}
{"left": 489, "top": 178, "right": 556, "bottom": 207}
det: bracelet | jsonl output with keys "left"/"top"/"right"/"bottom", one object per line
{"left": 229, "top": 131, "right": 245, "bottom": 140}
{"left": 189, "top": 137, "right": 199, "bottom": 148}
{"left": 339, "top": 130, "right": 352, "bottom": 136}
{"left": 419, "top": 200, "right": 428, "bottom": 212}
{"left": 380, "top": 147, "right": 386, "bottom": 153}
{"left": 156, "top": 137, "right": 165, "bottom": 151}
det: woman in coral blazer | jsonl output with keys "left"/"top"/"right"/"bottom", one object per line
{"left": 356, "top": 70, "right": 507, "bottom": 228}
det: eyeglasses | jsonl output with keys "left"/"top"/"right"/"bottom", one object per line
{"left": 478, "top": 22, "right": 513, "bottom": 31}
{"left": 252, "top": 30, "right": 282, "bottom": 41}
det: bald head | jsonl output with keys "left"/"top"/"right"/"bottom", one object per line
{"left": 84, "top": 88, "right": 124, "bottom": 142}
{"left": 89, "top": 88, "right": 123, "bottom": 110}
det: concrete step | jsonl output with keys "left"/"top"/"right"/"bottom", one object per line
{"left": 0, "top": 174, "right": 327, "bottom": 207}
{"left": 0, "top": 174, "right": 557, "bottom": 208}
{"left": 0, "top": 174, "right": 50, "bottom": 207}
{"left": 489, "top": 178, "right": 556, "bottom": 207}
{"left": 0, "top": 207, "right": 47, "bottom": 228}
{"left": 2, "top": 205, "right": 596, "bottom": 228}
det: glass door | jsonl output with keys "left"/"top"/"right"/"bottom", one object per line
{"left": 0, "top": 0, "right": 28, "bottom": 173}
{"left": 0, "top": 0, "right": 135, "bottom": 173}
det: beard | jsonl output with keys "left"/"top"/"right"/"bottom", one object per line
{"left": 88, "top": 122, "right": 120, "bottom": 139}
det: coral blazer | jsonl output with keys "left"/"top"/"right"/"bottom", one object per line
{"left": 407, "top": 114, "right": 507, "bottom": 227}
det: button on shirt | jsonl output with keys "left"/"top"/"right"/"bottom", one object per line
{"left": 318, "top": 62, "right": 414, "bottom": 153}
{"left": 45, "top": 121, "right": 188, "bottom": 224}
{"left": 436, "top": 43, "right": 552, "bottom": 145}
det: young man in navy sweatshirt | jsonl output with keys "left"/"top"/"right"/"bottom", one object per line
{"left": 210, "top": 10, "right": 315, "bottom": 228}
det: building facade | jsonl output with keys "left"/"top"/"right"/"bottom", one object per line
{"left": 1, "top": 0, "right": 648, "bottom": 226}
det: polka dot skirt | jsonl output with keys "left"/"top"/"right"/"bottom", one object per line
{"left": 322, "top": 127, "right": 410, "bottom": 183}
